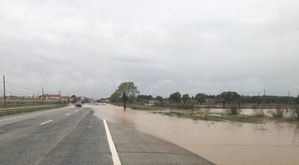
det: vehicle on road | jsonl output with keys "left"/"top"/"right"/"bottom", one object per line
{"left": 75, "top": 101, "right": 82, "bottom": 107}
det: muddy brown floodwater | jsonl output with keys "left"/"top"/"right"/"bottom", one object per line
{"left": 90, "top": 104, "right": 299, "bottom": 165}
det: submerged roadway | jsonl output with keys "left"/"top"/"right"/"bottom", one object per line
{"left": 0, "top": 106, "right": 214, "bottom": 165}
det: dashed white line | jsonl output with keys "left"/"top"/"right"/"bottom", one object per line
{"left": 103, "top": 119, "right": 121, "bottom": 165}
{"left": 65, "top": 113, "right": 70, "bottom": 116}
{"left": 39, "top": 120, "right": 53, "bottom": 126}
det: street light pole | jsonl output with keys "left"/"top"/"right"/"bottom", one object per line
{"left": 3, "top": 75, "right": 6, "bottom": 108}
{"left": 41, "top": 87, "right": 44, "bottom": 103}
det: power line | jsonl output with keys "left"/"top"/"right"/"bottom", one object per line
{"left": 4, "top": 90, "right": 37, "bottom": 96}
{"left": 0, "top": 80, "right": 39, "bottom": 92}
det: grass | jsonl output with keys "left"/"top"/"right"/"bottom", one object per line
{"left": 0, "top": 101, "right": 62, "bottom": 108}
{"left": 0, "top": 104, "right": 68, "bottom": 117}
{"left": 112, "top": 103, "right": 165, "bottom": 111}
{"left": 213, "top": 114, "right": 264, "bottom": 123}
{"left": 128, "top": 104, "right": 165, "bottom": 111}
{"left": 153, "top": 111, "right": 265, "bottom": 123}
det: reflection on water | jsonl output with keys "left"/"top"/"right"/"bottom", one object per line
{"left": 91, "top": 104, "right": 299, "bottom": 165}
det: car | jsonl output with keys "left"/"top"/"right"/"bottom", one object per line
{"left": 75, "top": 101, "right": 82, "bottom": 107}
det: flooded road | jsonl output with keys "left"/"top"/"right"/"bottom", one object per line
{"left": 90, "top": 104, "right": 299, "bottom": 165}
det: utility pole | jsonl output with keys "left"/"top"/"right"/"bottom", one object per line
{"left": 58, "top": 90, "right": 61, "bottom": 103}
{"left": 3, "top": 75, "right": 6, "bottom": 108}
{"left": 258, "top": 92, "right": 261, "bottom": 109}
{"left": 263, "top": 89, "right": 266, "bottom": 96}
{"left": 41, "top": 87, "right": 44, "bottom": 103}
{"left": 263, "top": 89, "right": 266, "bottom": 106}
{"left": 288, "top": 90, "right": 291, "bottom": 109}
{"left": 36, "top": 92, "right": 39, "bottom": 103}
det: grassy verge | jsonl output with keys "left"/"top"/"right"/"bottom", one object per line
{"left": 128, "top": 104, "right": 165, "bottom": 111}
{"left": 0, "top": 102, "right": 64, "bottom": 108}
{"left": 0, "top": 104, "right": 68, "bottom": 117}
{"left": 152, "top": 111, "right": 265, "bottom": 123}
{"left": 111, "top": 103, "right": 165, "bottom": 111}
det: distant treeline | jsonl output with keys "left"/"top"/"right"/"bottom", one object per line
{"left": 109, "top": 82, "right": 299, "bottom": 105}
{"left": 137, "top": 92, "right": 299, "bottom": 105}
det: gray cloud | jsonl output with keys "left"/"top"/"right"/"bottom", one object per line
{"left": 0, "top": 0, "right": 299, "bottom": 97}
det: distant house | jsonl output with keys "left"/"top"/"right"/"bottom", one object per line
{"left": 101, "top": 99, "right": 109, "bottom": 103}
{"left": 60, "top": 96, "right": 70, "bottom": 102}
{"left": 41, "top": 94, "right": 61, "bottom": 100}
{"left": 144, "top": 100, "right": 159, "bottom": 106}
{"left": 23, "top": 96, "right": 35, "bottom": 100}
{"left": 7, "top": 95, "right": 18, "bottom": 100}
{"left": 147, "top": 100, "right": 157, "bottom": 105}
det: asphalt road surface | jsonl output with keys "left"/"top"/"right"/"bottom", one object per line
{"left": 0, "top": 106, "right": 214, "bottom": 165}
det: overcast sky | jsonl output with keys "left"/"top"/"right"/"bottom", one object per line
{"left": 0, "top": 0, "right": 298, "bottom": 98}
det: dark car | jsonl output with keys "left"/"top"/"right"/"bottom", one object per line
{"left": 75, "top": 101, "right": 82, "bottom": 107}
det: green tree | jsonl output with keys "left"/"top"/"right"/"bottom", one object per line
{"left": 71, "top": 95, "right": 77, "bottom": 103}
{"left": 110, "top": 82, "right": 139, "bottom": 103}
{"left": 296, "top": 95, "right": 299, "bottom": 104}
{"left": 155, "top": 96, "right": 163, "bottom": 101}
{"left": 169, "top": 92, "right": 181, "bottom": 104}
{"left": 220, "top": 91, "right": 241, "bottom": 114}
{"left": 220, "top": 91, "right": 240, "bottom": 104}
{"left": 137, "top": 95, "right": 153, "bottom": 103}
{"left": 182, "top": 94, "right": 191, "bottom": 104}
{"left": 195, "top": 93, "right": 206, "bottom": 104}
{"left": 110, "top": 91, "right": 121, "bottom": 103}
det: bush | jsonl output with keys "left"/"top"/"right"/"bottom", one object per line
{"left": 254, "top": 109, "right": 265, "bottom": 117}
{"left": 272, "top": 108, "right": 284, "bottom": 118}
{"left": 295, "top": 107, "right": 299, "bottom": 120}
{"left": 227, "top": 106, "right": 240, "bottom": 115}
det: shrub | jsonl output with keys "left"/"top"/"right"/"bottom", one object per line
{"left": 254, "top": 109, "right": 265, "bottom": 117}
{"left": 227, "top": 106, "right": 240, "bottom": 115}
{"left": 272, "top": 108, "right": 284, "bottom": 118}
{"left": 295, "top": 106, "right": 299, "bottom": 120}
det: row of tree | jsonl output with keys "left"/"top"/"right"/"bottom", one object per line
{"left": 168, "top": 91, "right": 240, "bottom": 104}
{"left": 166, "top": 91, "right": 299, "bottom": 105}
{"left": 110, "top": 82, "right": 299, "bottom": 105}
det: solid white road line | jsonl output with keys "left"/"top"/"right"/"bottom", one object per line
{"left": 39, "top": 120, "right": 53, "bottom": 125}
{"left": 65, "top": 113, "right": 70, "bottom": 116}
{"left": 103, "top": 119, "right": 121, "bottom": 165}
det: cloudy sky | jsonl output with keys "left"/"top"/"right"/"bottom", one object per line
{"left": 0, "top": 0, "right": 298, "bottom": 98}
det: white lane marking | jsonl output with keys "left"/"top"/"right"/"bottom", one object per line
{"left": 75, "top": 110, "right": 78, "bottom": 112}
{"left": 65, "top": 113, "right": 70, "bottom": 116}
{"left": 103, "top": 119, "right": 121, "bottom": 165}
{"left": 39, "top": 120, "right": 53, "bottom": 125}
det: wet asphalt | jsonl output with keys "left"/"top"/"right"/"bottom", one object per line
{"left": 0, "top": 106, "right": 214, "bottom": 165}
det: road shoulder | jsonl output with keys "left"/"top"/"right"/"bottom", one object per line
{"left": 107, "top": 121, "right": 215, "bottom": 165}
